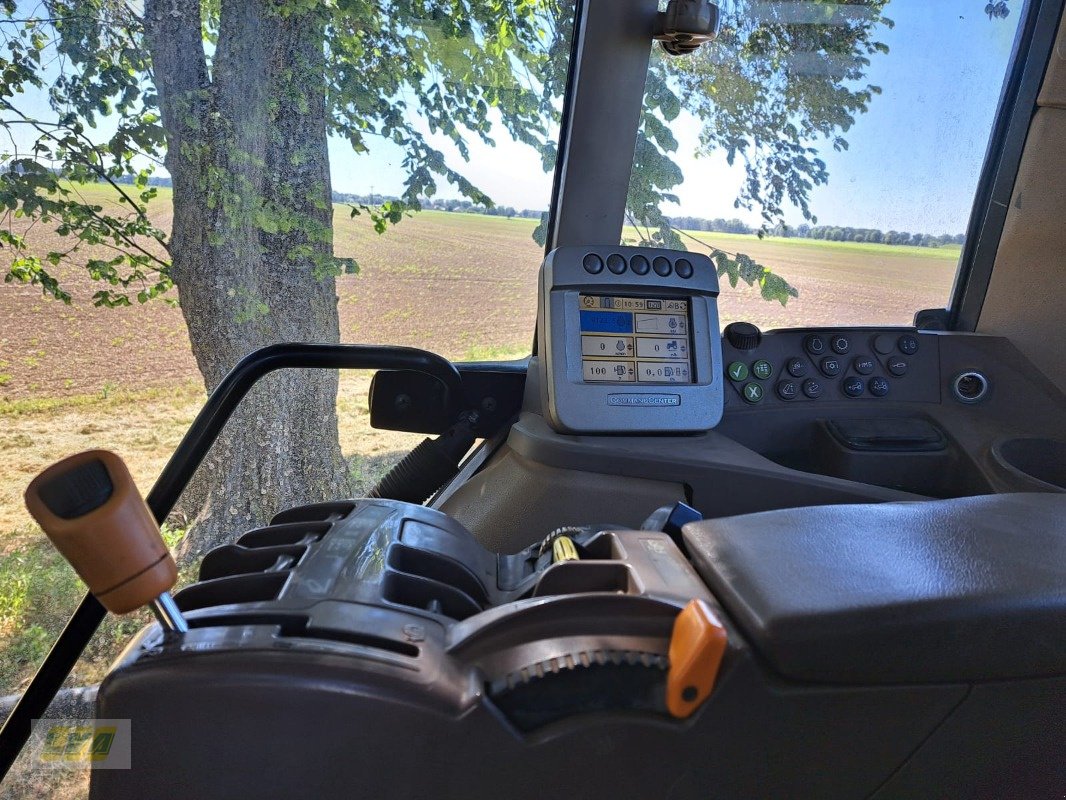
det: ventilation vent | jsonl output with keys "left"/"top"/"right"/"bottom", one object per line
{"left": 383, "top": 572, "right": 481, "bottom": 621}
{"left": 184, "top": 613, "right": 418, "bottom": 658}
{"left": 270, "top": 501, "right": 355, "bottom": 525}
{"left": 176, "top": 517, "right": 338, "bottom": 612}
{"left": 237, "top": 521, "right": 330, "bottom": 548}
{"left": 175, "top": 572, "right": 289, "bottom": 612}
{"left": 199, "top": 544, "right": 306, "bottom": 581}
{"left": 387, "top": 544, "right": 488, "bottom": 605}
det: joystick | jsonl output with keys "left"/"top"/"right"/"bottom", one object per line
{"left": 24, "top": 450, "right": 187, "bottom": 633}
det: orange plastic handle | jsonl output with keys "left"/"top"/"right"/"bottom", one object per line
{"left": 666, "top": 598, "right": 728, "bottom": 719}
{"left": 25, "top": 450, "right": 176, "bottom": 614}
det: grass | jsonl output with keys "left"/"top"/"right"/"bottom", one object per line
{"left": 461, "top": 343, "right": 530, "bottom": 361}
{"left": 0, "top": 371, "right": 424, "bottom": 699}
{"left": 0, "top": 381, "right": 202, "bottom": 418}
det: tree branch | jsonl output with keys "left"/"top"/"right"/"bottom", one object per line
{"left": 0, "top": 99, "right": 163, "bottom": 237}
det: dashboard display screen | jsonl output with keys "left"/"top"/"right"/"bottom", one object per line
{"left": 578, "top": 294, "right": 693, "bottom": 384}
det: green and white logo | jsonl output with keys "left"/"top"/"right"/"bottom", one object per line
{"left": 28, "top": 718, "right": 131, "bottom": 770}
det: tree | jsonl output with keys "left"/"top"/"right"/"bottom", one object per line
{"left": 0, "top": 0, "right": 569, "bottom": 559}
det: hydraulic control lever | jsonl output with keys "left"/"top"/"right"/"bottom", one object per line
{"left": 2, "top": 344, "right": 455, "bottom": 779}
{"left": 24, "top": 450, "right": 188, "bottom": 633}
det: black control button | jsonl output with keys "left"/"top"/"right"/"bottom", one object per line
{"left": 776, "top": 380, "right": 799, "bottom": 401}
{"left": 652, "top": 256, "right": 672, "bottom": 277}
{"left": 898, "top": 334, "right": 919, "bottom": 355}
{"left": 830, "top": 335, "right": 850, "bottom": 354}
{"left": 820, "top": 356, "right": 841, "bottom": 377}
{"left": 854, "top": 356, "right": 875, "bottom": 375}
{"left": 804, "top": 334, "right": 826, "bottom": 356}
{"left": 675, "top": 258, "right": 693, "bottom": 278}
{"left": 873, "top": 334, "right": 895, "bottom": 355}
{"left": 786, "top": 357, "right": 808, "bottom": 377}
{"left": 630, "top": 254, "right": 650, "bottom": 275}
{"left": 724, "top": 322, "right": 762, "bottom": 351}
{"left": 582, "top": 253, "right": 604, "bottom": 274}
{"left": 869, "top": 376, "right": 890, "bottom": 397}
{"left": 606, "top": 253, "right": 627, "bottom": 274}
{"left": 802, "top": 378, "right": 823, "bottom": 399}
{"left": 887, "top": 356, "right": 908, "bottom": 376}
{"left": 842, "top": 376, "right": 865, "bottom": 397}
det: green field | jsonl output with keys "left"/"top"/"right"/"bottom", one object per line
{"left": 0, "top": 187, "right": 960, "bottom": 403}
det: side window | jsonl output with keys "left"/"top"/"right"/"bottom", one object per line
{"left": 0, "top": 2, "right": 577, "bottom": 794}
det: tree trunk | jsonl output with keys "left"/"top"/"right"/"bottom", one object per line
{"left": 145, "top": 0, "right": 349, "bottom": 563}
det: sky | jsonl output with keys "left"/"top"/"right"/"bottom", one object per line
{"left": 3, "top": 0, "right": 1025, "bottom": 235}
{"left": 328, "top": 0, "right": 1024, "bottom": 234}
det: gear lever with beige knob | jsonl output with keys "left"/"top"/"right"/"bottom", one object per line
{"left": 24, "top": 450, "right": 188, "bottom": 633}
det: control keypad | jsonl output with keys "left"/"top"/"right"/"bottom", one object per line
{"left": 722, "top": 327, "right": 937, "bottom": 406}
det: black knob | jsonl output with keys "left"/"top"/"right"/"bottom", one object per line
{"left": 724, "top": 322, "right": 762, "bottom": 351}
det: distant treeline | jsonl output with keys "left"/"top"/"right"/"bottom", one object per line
{"left": 333, "top": 192, "right": 543, "bottom": 219}
{"left": 112, "top": 176, "right": 963, "bottom": 246}
{"left": 665, "top": 217, "right": 966, "bottom": 248}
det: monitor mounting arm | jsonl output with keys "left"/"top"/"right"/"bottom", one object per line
{"left": 654, "top": 0, "right": 720, "bottom": 55}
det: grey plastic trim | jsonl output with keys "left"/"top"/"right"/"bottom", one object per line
{"left": 948, "top": 0, "right": 1066, "bottom": 331}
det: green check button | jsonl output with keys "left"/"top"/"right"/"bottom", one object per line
{"left": 742, "top": 382, "right": 764, "bottom": 404}
{"left": 727, "top": 361, "right": 749, "bottom": 381}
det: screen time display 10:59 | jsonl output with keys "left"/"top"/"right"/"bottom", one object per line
{"left": 577, "top": 294, "right": 693, "bottom": 384}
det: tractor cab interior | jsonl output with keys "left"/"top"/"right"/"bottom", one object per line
{"left": 2, "top": 0, "right": 1065, "bottom": 797}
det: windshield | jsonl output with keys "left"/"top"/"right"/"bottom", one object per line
{"left": 624, "top": 0, "right": 1024, "bottom": 329}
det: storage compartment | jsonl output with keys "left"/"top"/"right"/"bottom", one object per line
{"left": 769, "top": 417, "right": 993, "bottom": 498}
{"left": 992, "top": 437, "right": 1066, "bottom": 491}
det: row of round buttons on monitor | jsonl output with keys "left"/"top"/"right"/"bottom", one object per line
{"left": 803, "top": 332, "right": 919, "bottom": 357}
{"left": 582, "top": 252, "right": 695, "bottom": 279}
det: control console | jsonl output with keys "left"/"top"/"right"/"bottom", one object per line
{"left": 538, "top": 245, "right": 723, "bottom": 433}
{"left": 720, "top": 325, "right": 940, "bottom": 407}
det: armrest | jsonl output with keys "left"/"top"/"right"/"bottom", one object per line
{"left": 683, "top": 493, "right": 1066, "bottom": 683}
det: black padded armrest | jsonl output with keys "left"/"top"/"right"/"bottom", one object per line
{"left": 683, "top": 494, "right": 1066, "bottom": 683}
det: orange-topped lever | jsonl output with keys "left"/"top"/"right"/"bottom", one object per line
{"left": 25, "top": 450, "right": 187, "bottom": 633}
{"left": 666, "top": 598, "right": 727, "bottom": 719}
